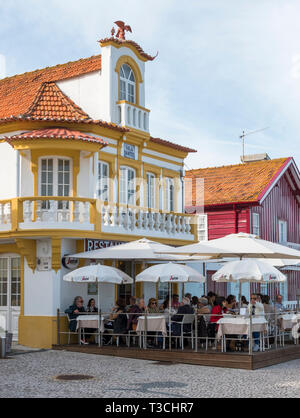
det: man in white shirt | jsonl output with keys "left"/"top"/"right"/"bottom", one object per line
{"left": 248, "top": 294, "right": 265, "bottom": 352}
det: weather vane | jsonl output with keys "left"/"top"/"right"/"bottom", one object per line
{"left": 111, "top": 21, "right": 132, "bottom": 40}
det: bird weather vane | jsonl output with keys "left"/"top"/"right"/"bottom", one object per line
{"left": 111, "top": 21, "right": 132, "bottom": 40}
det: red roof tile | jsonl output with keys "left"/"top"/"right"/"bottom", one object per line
{"left": 25, "top": 82, "right": 90, "bottom": 120}
{"left": 150, "top": 137, "right": 197, "bottom": 154}
{"left": 99, "top": 37, "right": 157, "bottom": 61}
{"left": 185, "top": 158, "right": 291, "bottom": 206}
{"left": 0, "top": 55, "right": 101, "bottom": 120}
{"left": 4, "top": 128, "right": 108, "bottom": 146}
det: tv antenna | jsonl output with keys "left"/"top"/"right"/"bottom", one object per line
{"left": 240, "top": 127, "right": 269, "bottom": 161}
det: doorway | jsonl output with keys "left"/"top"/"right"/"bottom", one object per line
{"left": 0, "top": 255, "right": 21, "bottom": 340}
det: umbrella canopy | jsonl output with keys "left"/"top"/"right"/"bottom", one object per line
{"left": 136, "top": 262, "right": 206, "bottom": 283}
{"left": 71, "top": 238, "right": 215, "bottom": 261}
{"left": 212, "top": 259, "right": 287, "bottom": 283}
{"left": 158, "top": 233, "right": 300, "bottom": 260}
{"left": 63, "top": 264, "right": 133, "bottom": 284}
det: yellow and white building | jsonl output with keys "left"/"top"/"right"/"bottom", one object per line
{"left": 0, "top": 28, "right": 197, "bottom": 348}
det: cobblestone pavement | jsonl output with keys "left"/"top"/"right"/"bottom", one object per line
{"left": 1, "top": 350, "right": 300, "bottom": 398}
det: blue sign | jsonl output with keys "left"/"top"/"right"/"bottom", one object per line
{"left": 124, "top": 143, "right": 136, "bottom": 160}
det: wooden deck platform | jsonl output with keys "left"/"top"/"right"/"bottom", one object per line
{"left": 52, "top": 344, "right": 300, "bottom": 370}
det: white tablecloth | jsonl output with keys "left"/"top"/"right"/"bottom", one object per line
{"left": 217, "top": 317, "right": 268, "bottom": 339}
{"left": 76, "top": 315, "right": 105, "bottom": 332}
{"left": 280, "top": 314, "right": 300, "bottom": 330}
{"left": 136, "top": 316, "right": 167, "bottom": 335}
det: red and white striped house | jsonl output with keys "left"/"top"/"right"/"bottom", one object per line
{"left": 185, "top": 155, "right": 300, "bottom": 302}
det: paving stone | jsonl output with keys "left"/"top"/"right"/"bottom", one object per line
{"left": 0, "top": 350, "right": 300, "bottom": 398}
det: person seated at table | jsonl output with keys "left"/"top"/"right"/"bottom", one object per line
{"left": 275, "top": 294, "right": 285, "bottom": 312}
{"left": 172, "top": 294, "right": 180, "bottom": 309}
{"left": 103, "top": 299, "right": 127, "bottom": 345}
{"left": 84, "top": 299, "right": 99, "bottom": 343}
{"left": 185, "top": 293, "right": 192, "bottom": 303}
{"left": 197, "top": 297, "right": 211, "bottom": 317}
{"left": 159, "top": 296, "right": 169, "bottom": 312}
{"left": 170, "top": 297, "right": 194, "bottom": 339}
{"left": 65, "top": 296, "right": 88, "bottom": 345}
{"left": 146, "top": 298, "right": 160, "bottom": 314}
{"left": 191, "top": 296, "right": 199, "bottom": 309}
{"left": 127, "top": 298, "right": 145, "bottom": 332}
{"left": 248, "top": 294, "right": 265, "bottom": 352}
{"left": 241, "top": 296, "right": 249, "bottom": 307}
{"left": 207, "top": 292, "right": 217, "bottom": 312}
{"left": 125, "top": 296, "right": 136, "bottom": 312}
{"left": 207, "top": 297, "right": 226, "bottom": 341}
{"left": 225, "top": 295, "right": 238, "bottom": 314}
{"left": 86, "top": 298, "right": 98, "bottom": 313}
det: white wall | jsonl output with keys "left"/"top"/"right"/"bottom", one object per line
{"left": 57, "top": 72, "right": 102, "bottom": 120}
{"left": 60, "top": 239, "right": 116, "bottom": 314}
{"left": 20, "top": 150, "right": 34, "bottom": 197}
{"left": 0, "top": 142, "right": 17, "bottom": 199}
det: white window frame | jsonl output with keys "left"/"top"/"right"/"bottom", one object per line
{"left": 39, "top": 157, "right": 72, "bottom": 209}
{"left": 120, "top": 166, "right": 136, "bottom": 206}
{"left": 197, "top": 214, "right": 208, "bottom": 241}
{"left": 279, "top": 220, "right": 287, "bottom": 244}
{"left": 252, "top": 212, "right": 260, "bottom": 237}
{"left": 97, "top": 161, "right": 109, "bottom": 202}
{"left": 120, "top": 64, "right": 136, "bottom": 104}
{"left": 165, "top": 177, "right": 175, "bottom": 212}
{"left": 147, "top": 173, "right": 155, "bottom": 209}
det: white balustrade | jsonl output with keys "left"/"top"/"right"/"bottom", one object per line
{"left": 20, "top": 198, "right": 94, "bottom": 231}
{"left": 118, "top": 102, "right": 150, "bottom": 132}
{"left": 0, "top": 202, "right": 12, "bottom": 230}
{"left": 100, "top": 204, "right": 195, "bottom": 240}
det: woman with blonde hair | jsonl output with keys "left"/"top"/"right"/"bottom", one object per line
{"left": 146, "top": 298, "right": 160, "bottom": 314}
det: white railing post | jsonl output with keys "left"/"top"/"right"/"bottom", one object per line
{"left": 23, "top": 200, "right": 33, "bottom": 223}
{"left": 36, "top": 201, "right": 42, "bottom": 222}
{"left": 5, "top": 203, "right": 11, "bottom": 224}
{"left": 73, "top": 201, "right": 81, "bottom": 223}
{"left": 0, "top": 204, "right": 4, "bottom": 224}
{"left": 83, "top": 201, "right": 90, "bottom": 223}
{"left": 48, "top": 200, "right": 55, "bottom": 223}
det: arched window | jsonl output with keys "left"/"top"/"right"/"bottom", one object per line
{"left": 120, "top": 64, "right": 136, "bottom": 104}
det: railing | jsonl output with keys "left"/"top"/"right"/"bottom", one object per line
{"left": 0, "top": 200, "right": 12, "bottom": 231}
{"left": 56, "top": 309, "right": 300, "bottom": 353}
{"left": 100, "top": 203, "right": 195, "bottom": 240}
{"left": 0, "top": 198, "right": 197, "bottom": 240}
{"left": 117, "top": 101, "right": 150, "bottom": 132}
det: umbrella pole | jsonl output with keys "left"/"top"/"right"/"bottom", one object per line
{"left": 169, "top": 281, "right": 172, "bottom": 351}
{"left": 239, "top": 281, "right": 242, "bottom": 308}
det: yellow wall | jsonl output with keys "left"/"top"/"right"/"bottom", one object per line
{"left": 18, "top": 315, "right": 70, "bottom": 349}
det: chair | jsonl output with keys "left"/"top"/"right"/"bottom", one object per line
{"left": 66, "top": 314, "right": 83, "bottom": 345}
{"left": 171, "top": 314, "right": 195, "bottom": 350}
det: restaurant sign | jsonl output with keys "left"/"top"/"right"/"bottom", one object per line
{"left": 85, "top": 239, "right": 125, "bottom": 252}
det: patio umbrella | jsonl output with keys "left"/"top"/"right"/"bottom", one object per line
{"left": 157, "top": 233, "right": 300, "bottom": 260}
{"left": 212, "top": 259, "right": 287, "bottom": 305}
{"left": 136, "top": 262, "right": 205, "bottom": 311}
{"left": 71, "top": 238, "right": 209, "bottom": 261}
{"left": 136, "top": 262, "right": 206, "bottom": 283}
{"left": 63, "top": 264, "right": 133, "bottom": 309}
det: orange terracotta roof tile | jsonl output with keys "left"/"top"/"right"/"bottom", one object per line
{"left": 99, "top": 37, "right": 157, "bottom": 61}
{"left": 4, "top": 128, "right": 108, "bottom": 146}
{"left": 149, "top": 137, "right": 197, "bottom": 153}
{"left": 24, "top": 82, "right": 90, "bottom": 120}
{"left": 185, "top": 158, "right": 291, "bottom": 206}
{"left": 0, "top": 55, "right": 101, "bottom": 119}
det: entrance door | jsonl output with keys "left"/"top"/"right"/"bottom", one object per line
{"left": 0, "top": 256, "right": 21, "bottom": 340}
{"left": 118, "top": 261, "right": 133, "bottom": 305}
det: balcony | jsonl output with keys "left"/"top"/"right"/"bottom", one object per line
{"left": 100, "top": 203, "right": 195, "bottom": 241}
{"left": 117, "top": 101, "right": 150, "bottom": 132}
{"left": 0, "top": 198, "right": 197, "bottom": 241}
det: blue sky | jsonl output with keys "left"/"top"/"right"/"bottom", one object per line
{"left": 1, "top": 0, "right": 300, "bottom": 169}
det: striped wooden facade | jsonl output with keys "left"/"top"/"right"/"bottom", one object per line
{"left": 203, "top": 161, "right": 300, "bottom": 301}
